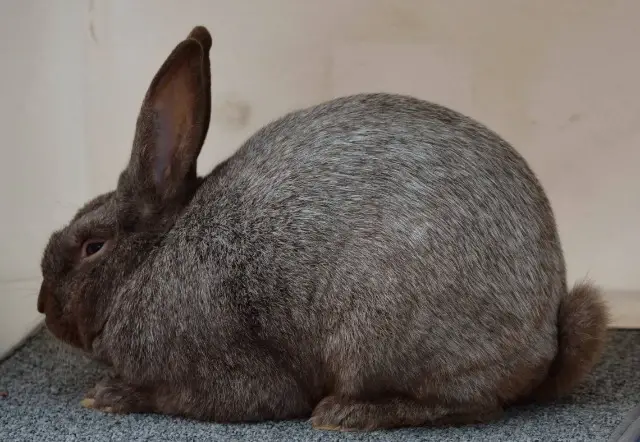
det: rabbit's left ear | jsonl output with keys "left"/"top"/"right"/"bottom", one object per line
{"left": 127, "top": 26, "right": 212, "bottom": 204}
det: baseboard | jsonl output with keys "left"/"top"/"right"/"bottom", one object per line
{"left": 607, "top": 290, "right": 640, "bottom": 329}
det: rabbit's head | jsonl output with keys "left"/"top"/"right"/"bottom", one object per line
{"left": 37, "top": 26, "right": 212, "bottom": 351}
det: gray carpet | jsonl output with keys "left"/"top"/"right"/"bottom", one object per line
{"left": 1, "top": 327, "right": 638, "bottom": 442}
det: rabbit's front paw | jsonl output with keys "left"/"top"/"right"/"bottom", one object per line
{"left": 81, "top": 374, "right": 151, "bottom": 414}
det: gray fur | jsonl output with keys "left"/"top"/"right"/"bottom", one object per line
{"left": 37, "top": 26, "right": 608, "bottom": 430}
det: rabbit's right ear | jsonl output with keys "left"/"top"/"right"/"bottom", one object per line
{"left": 125, "top": 26, "right": 212, "bottom": 208}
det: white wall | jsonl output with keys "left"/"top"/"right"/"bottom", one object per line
{"left": 2, "top": 0, "right": 639, "bottom": 356}
{"left": 0, "top": 0, "right": 89, "bottom": 356}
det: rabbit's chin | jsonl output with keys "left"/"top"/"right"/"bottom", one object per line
{"left": 42, "top": 300, "right": 105, "bottom": 355}
{"left": 43, "top": 314, "right": 84, "bottom": 350}
{"left": 44, "top": 314, "right": 111, "bottom": 366}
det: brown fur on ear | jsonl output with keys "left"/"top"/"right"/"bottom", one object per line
{"left": 187, "top": 26, "right": 212, "bottom": 51}
{"left": 145, "top": 40, "right": 205, "bottom": 190}
{"left": 186, "top": 25, "right": 212, "bottom": 153}
{"left": 128, "top": 30, "right": 211, "bottom": 205}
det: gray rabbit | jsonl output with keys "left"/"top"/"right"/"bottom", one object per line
{"left": 37, "top": 26, "right": 608, "bottom": 431}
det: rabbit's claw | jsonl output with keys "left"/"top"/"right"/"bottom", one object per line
{"left": 80, "top": 397, "right": 116, "bottom": 413}
{"left": 81, "top": 374, "right": 150, "bottom": 414}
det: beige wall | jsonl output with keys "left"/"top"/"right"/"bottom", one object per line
{"left": 2, "top": 0, "right": 639, "bottom": 355}
{"left": 0, "top": 0, "right": 88, "bottom": 356}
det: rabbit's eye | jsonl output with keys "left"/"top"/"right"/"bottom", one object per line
{"left": 83, "top": 241, "right": 105, "bottom": 258}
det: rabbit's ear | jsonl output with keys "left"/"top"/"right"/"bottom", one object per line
{"left": 128, "top": 26, "right": 212, "bottom": 204}
{"left": 186, "top": 26, "right": 212, "bottom": 149}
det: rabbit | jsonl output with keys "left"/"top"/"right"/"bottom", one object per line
{"left": 37, "top": 25, "right": 609, "bottom": 431}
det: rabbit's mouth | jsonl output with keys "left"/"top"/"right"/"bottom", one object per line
{"left": 41, "top": 305, "right": 84, "bottom": 350}
{"left": 38, "top": 280, "right": 84, "bottom": 350}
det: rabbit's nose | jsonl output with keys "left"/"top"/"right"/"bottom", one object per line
{"left": 37, "top": 281, "right": 49, "bottom": 314}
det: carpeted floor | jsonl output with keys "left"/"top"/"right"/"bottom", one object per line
{"left": 1, "top": 327, "right": 639, "bottom": 442}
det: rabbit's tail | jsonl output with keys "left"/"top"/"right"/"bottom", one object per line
{"left": 530, "top": 282, "right": 609, "bottom": 401}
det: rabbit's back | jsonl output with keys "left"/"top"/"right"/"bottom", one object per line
{"left": 183, "top": 93, "right": 565, "bottom": 402}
